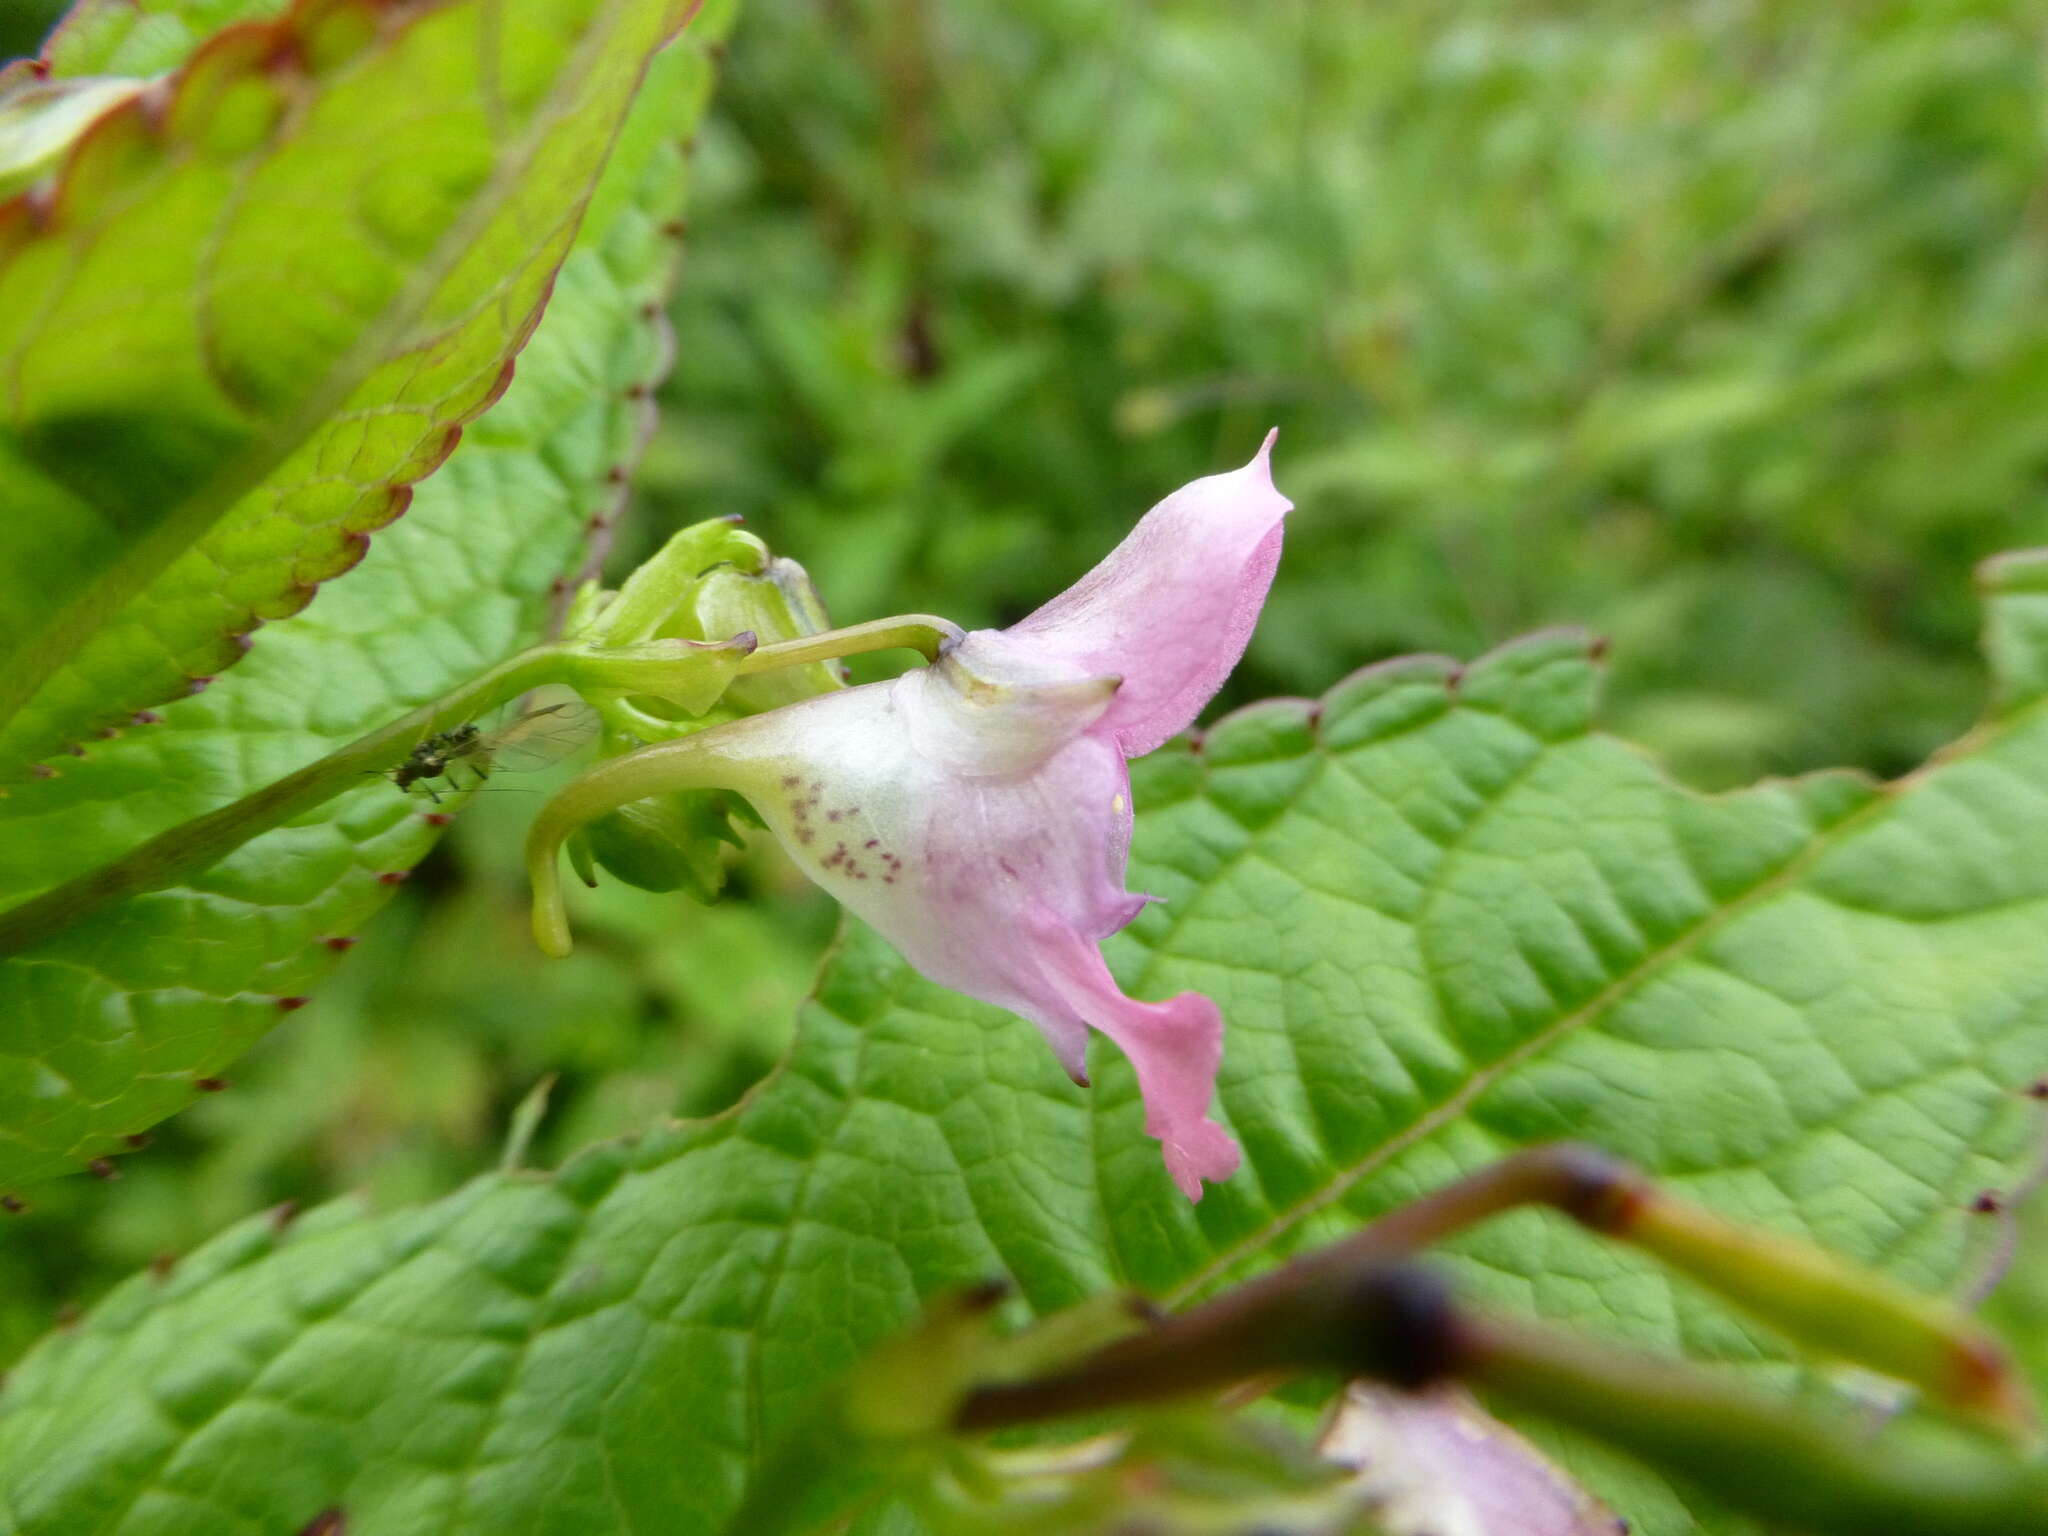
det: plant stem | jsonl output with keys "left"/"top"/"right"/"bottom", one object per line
{"left": 1206, "top": 1143, "right": 2021, "bottom": 1430}
{"left": 1464, "top": 1315, "right": 2048, "bottom": 1536}
{"left": 955, "top": 1252, "right": 2048, "bottom": 1536}
{"left": 0, "top": 646, "right": 566, "bottom": 959}
{"left": 955, "top": 1260, "right": 1451, "bottom": 1432}
{"left": 524, "top": 729, "right": 744, "bottom": 957}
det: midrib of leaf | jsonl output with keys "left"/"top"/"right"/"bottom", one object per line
{"left": 0, "top": 0, "right": 669, "bottom": 739}
{"left": 1160, "top": 691, "right": 2045, "bottom": 1305}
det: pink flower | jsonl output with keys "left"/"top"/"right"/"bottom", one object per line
{"left": 531, "top": 435, "right": 1290, "bottom": 1199}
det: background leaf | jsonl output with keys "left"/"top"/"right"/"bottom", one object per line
{"left": 0, "top": 7, "right": 734, "bottom": 1193}
{"left": 0, "top": 0, "right": 691, "bottom": 772}
{"left": 5, "top": 551, "right": 2046, "bottom": 1535}
{"left": 0, "top": 77, "right": 151, "bottom": 199}
{"left": 38, "top": 0, "right": 292, "bottom": 76}
{"left": 657, "top": 0, "right": 2048, "bottom": 790}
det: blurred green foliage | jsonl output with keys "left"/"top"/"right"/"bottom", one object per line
{"left": 0, "top": 3, "right": 63, "bottom": 62}
{"left": 651, "top": 0, "right": 2048, "bottom": 786}
{"left": 7, "top": 0, "right": 2048, "bottom": 1368}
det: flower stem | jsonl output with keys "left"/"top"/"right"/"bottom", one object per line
{"left": 735, "top": 614, "right": 964, "bottom": 675}
{"left": 525, "top": 730, "right": 744, "bottom": 957}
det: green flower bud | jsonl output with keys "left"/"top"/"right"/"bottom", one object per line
{"left": 573, "top": 519, "right": 765, "bottom": 650}
{"left": 672, "top": 556, "right": 844, "bottom": 713}
{"left": 575, "top": 789, "right": 747, "bottom": 903}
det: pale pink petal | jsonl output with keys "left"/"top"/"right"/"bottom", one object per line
{"left": 695, "top": 649, "right": 1240, "bottom": 1197}
{"left": 1029, "top": 916, "right": 1240, "bottom": 1201}
{"left": 1007, "top": 431, "right": 1291, "bottom": 757}
{"left": 1320, "top": 1384, "right": 1625, "bottom": 1536}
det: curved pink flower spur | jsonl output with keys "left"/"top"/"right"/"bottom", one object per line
{"left": 530, "top": 434, "right": 1292, "bottom": 1198}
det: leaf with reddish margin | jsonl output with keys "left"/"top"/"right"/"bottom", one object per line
{"left": 0, "top": 0, "right": 693, "bottom": 774}
{"left": 0, "top": 7, "right": 732, "bottom": 1189}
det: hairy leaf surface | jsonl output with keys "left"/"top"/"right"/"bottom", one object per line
{"left": 0, "top": 17, "right": 728, "bottom": 1191}
{"left": 5, "top": 553, "right": 2046, "bottom": 1535}
{"left": 0, "top": 0, "right": 691, "bottom": 771}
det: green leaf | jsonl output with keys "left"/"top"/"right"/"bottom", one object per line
{"left": 7, "top": 550, "right": 2048, "bottom": 1534}
{"left": 0, "top": 76, "right": 151, "bottom": 200}
{"left": 0, "top": 17, "right": 729, "bottom": 1191}
{"left": 40, "top": 1, "right": 291, "bottom": 78}
{"left": 0, "top": 0, "right": 694, "bottom": 773}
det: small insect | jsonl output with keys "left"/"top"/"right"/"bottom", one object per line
{"left": 384, "top": 699, "right": 599, "bottom": 802}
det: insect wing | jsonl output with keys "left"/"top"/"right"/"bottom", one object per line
{"left": 481, "top": 700, "right": 601, "bottom": 773}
